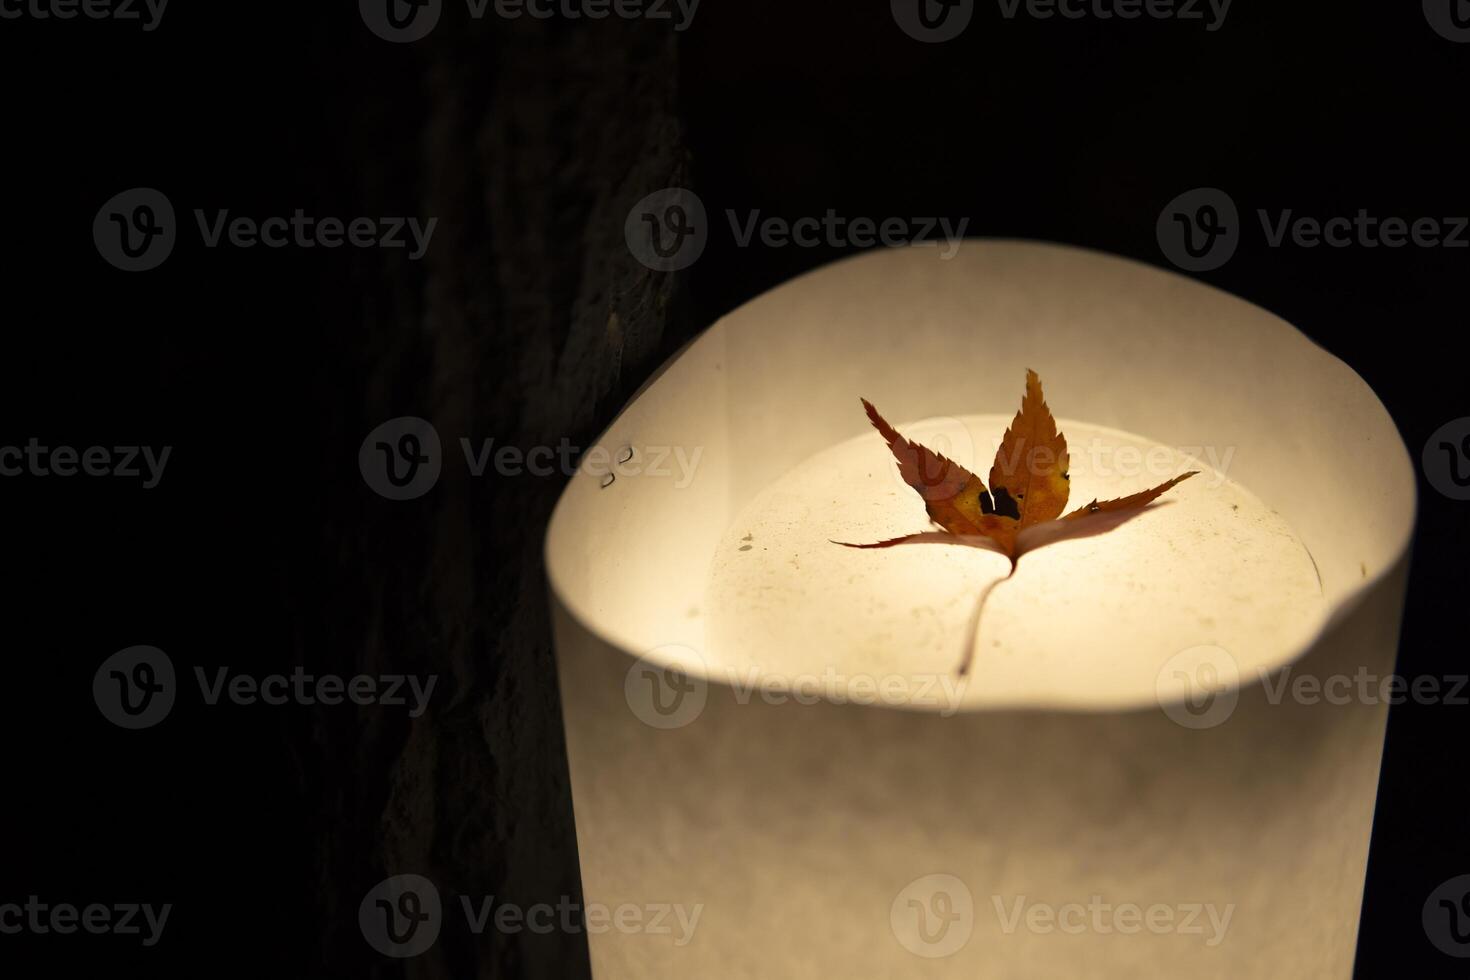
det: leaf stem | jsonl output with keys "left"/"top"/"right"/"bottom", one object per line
{"left": 957, "top": 557, "right": 1018, "bottom": 676}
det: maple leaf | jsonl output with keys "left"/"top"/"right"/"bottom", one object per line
{"left": 835, "top": 370, "right": 1196, "bottom": 674}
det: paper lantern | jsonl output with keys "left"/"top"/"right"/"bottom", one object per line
{"left": 546, "top": 241, "right": 1414, "bottom": 977}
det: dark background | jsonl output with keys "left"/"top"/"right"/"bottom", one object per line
{"left": 1, "top": 1, "right": 1465, "bottom": 976}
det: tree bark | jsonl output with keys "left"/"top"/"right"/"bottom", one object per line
{"left": 297, "top": 19, "right": 692, "bottom": 978}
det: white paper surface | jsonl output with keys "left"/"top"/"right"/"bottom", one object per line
{"left": 545, "top": 241, "right": 1415, "bottom": 978}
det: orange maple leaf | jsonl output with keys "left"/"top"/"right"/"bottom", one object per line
{"left": 836, "top": 369, "right": 1196, "bottom": 674}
